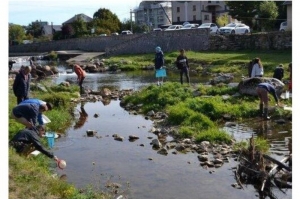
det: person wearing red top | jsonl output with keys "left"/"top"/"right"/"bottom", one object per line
{"left": 73, "top": 64, "right": 86, "bottom": 94}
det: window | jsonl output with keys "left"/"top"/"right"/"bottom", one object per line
{"left": 193, "top": 5, "right": 196, "bottom": 11}
{"left": 204, "top": 15, "right": 209, "bottom": 20}
{"left": 193, "top": 15, "right": 196, "bottom": 21}
{"left": 177, "top": 7, "right": 180, "bottom": 12}
{"left": 177, "top": 17, "right": 180, "bottom": 22}
{"left": 208, "top": 1, "right": 211, "bottom": 3}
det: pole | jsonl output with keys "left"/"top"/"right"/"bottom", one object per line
{"left": 130, "top": 9, "right": 133, "bottom": 33}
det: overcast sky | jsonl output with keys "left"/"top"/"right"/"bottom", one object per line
{"left": 8, "top": 0, "right": 142, "bottom": 26}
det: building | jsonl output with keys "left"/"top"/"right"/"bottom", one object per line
{"left": 134, "top": 1, "right": 172, "bottom": 29}
{"left": 171, "top": 1, "right": 228, "bottom": 25}
{"left": 282, "top": 1, "right": 292, "bottom": 31}
{"left": 41, "top": 24, "right": 62, "bottom": 37}
{"left": 63, "top": 13, "right": 93, "bottom": 25}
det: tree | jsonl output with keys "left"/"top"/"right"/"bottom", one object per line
{"left": 61, "top": 24, "right": 74, "bottom": 39}
{"left": 26, "top": 20, "right": 43, "bottom": 38}
{"left": 72, "top": 17, "right": 88, "bottom": 38}
{"left": 258, "top": 1, "right": 278, "bottom": 31}
{"left": 9, "top": 24, "right": 26, "bottom": 44}
{"left": 92, "top": 8, "right": 121, "bottom": 33}
{"left": 216, "top": 14, "right": 230, "bottom": 27}
{"left": 225, "top": 1, "right": 261, "bottom": 28}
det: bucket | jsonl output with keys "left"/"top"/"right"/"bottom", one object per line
{"left": 46, "top": 132, "right": 55, "bottom": 148}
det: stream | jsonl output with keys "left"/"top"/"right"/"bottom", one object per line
{"left": 10, "top": 58, "right": 292, "bottom": 199}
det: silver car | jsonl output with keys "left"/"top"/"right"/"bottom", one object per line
{"left": 198, "top": 23, "right": 219, "bottom": 34}
{"left": 219, "top": 23, "right": 250, "bottom": 35}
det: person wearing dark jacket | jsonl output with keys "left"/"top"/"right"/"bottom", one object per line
{"left": 9, "top": 125, "right": 59, "bottom": 160}
{"left": 176, "top": 49, "right": 190, "bottom": 85}
{"left": 154, "top": 46, "right": 165, "bottom": 85}
{"left": 20, "top": 98, "right": 53, "bottom": 125}
{"left": 13, "top": 66, "right": 32, "bottom": 104}
{"left": 256, "top": 82, "right": 282, "bottom": 120}
{"left": 11, "top": 103, "right": 49, "bottom": 128}
{"left": 273, "top": 64, "right": 284, "bottom": 81}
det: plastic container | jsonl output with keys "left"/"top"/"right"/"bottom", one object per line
{"left": 46, "top": 132, "right": 55, "bottom": 148}
{"left": 285, "top": 91, "right": 289, "bottom": 99}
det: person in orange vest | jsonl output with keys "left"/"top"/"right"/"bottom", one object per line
{"left": 73, "top": 64, "right": 86, "bottom": 94}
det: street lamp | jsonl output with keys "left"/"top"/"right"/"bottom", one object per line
{"left": 130, "top": 9, "right": 133, "bottom": 33}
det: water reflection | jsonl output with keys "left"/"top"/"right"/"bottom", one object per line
{"left": 73, "top": 102, "right": 88, "bottom": 130}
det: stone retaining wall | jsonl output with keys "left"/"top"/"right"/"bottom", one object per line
{"left": 9, "top": 30, "right": 292, "bottom": 56}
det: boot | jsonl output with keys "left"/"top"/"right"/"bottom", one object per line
{"left": 263, "top": 108, "right": 270, "bottom": 120}
{"left": 259, "top": 104, "right": 264, "bottom": 117}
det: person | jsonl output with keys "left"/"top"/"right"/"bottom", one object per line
{"left": 29, "top": 57, "right": 37, "bottom": 69}
{"left": 247, "top": 59, "right": 254, "bottom": 78}
{"left": 20, "top": 98, "right": 53, "bottom": 125}
{"left": 11, "top": 103, "right": 49, "bottom": 128}
{"left": 251, "top": 58, "right": 264, "bottom": 78}
{"left": 9, "top": 60, "right": 16, "bottom": 71}
{"left": 73, "top": 64, "right": 86, "bottom": 94}
{"left": 176, "top": 49, "right": 190, "bottom": 85}
{"left": 154, "top": 46, "right": 165, "bottom": 85}
{"left": 256, "top": 82, "right": 281, "bottom": 120}
{"left": 273, "top": 64, "right": 284, "bottom": 81}
{"left": 287, "top": 62, "right": 292, "bottom": 92}
{"left": 13, "top": 66, "right": 32, "bottom": 104}
{"left": 9, "top": 125, "right": 59, "bottom": 160}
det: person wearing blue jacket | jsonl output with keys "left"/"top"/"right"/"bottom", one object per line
{"left": 20, "top": 98, "right": 53, "bottom": 125}
{"left": 11, "top": 103, "right": 49, "bottom": 128}
{"left": 13, "top": 66, "right": 32, "bottom": 104}
{"left": 154, "top": 46, "right": 165, "bottom": 85}
{"left": 256, "top": 82, "right": 282, "bottom": 120}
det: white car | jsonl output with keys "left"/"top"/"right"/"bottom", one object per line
{"left": 121, "top": 30, "right": 133, "bottom": 35}
{"left": 279, "top": 21, "right": 287, "bottom": 31}
{"left": 180, "top": 23, "right": 199, "bottom": 29}
{"left": 219, "top": 23, "right": 250, "bottom": 35}
{"left": 198, "top": 23, "right": 219, "bottom": 34}
{"left": 164, "top": 25, "right": 183, "bottom": 31}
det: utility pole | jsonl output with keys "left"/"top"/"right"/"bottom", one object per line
{"left": 130, "top": 9, "right": 133, "bottom": 33}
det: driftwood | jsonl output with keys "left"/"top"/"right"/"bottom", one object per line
{"left": 234, "top": 134, "right": 292, "bottom": 198}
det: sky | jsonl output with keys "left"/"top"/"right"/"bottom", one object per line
{"left": 8, "top": 0, "right": 142, "bottom": 26}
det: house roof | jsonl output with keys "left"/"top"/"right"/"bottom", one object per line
{"left": 42, "top": 25, "right": 62, "bottom": 35}
{"left": 63, "top": 13, "right": 93, "bottom": 24}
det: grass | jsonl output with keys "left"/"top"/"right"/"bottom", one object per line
{"left": 105, "top": 49, "right": 292, "bottom": 79}
{"left": 8, "top": 79, "right": 114, "bottom": 199}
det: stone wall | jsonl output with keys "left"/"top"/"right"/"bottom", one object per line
{"left": 9, "top": 30, "right": 292, "bottom": 56}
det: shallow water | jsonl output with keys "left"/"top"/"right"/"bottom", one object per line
{"left": 12, "top": 59, "right": 292, "bottom": 198}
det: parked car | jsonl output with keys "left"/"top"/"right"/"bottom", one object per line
{"left": 279, "top": 21, "right": 287, "bottom": 31}
{"left": 180, "top": 23, "right": 199, "bottom": 29}
{"left": 121, "top": 30, "right": 133, "bottom": 35}
{"left": 198, "top": 23, "right": 219, "bottom": 34}
{"left": 219, "top": 23, "right": 250, "bottom": 34}
{"left": 164, "top": 25, "right": 183, "bottom": 31}
{"left": 111, "top": 32, "right": 119, "bottom": 36}
{"left": 153, "top": 28, "right": 162, "bottom": 31}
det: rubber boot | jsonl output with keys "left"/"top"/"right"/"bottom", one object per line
{"left": 263, "top": 108, "right": 270, "bottom": 120}
{"left": 259, "top": 104, "right": 264, "bottom": 117}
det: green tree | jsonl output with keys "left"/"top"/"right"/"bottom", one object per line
{"left": 275, "top": 1, "right": 287, "bottom": 29}
{"left": 9, "top": 24, "right": 26, "bottom": 44}
{"left": 92, "top": 8, "right": 121, "bottom": 33}
{"left": 72, "top": 17, "right": 88, "bottom": 37}
{"left": 258, "top": 1, "right": 278, "bottom": 31}
{"left": 225, "top": 1, "right": 260, "bottom": 28}
{"left": 26, "top": 20, "right": 43, "bottom": 38}
{"left": 216, "top": 14, "right": 230, "bottom": 27}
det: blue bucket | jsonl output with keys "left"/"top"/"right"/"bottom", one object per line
{"left": 46, "top": 132, "right": 55, "bottom": 148}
